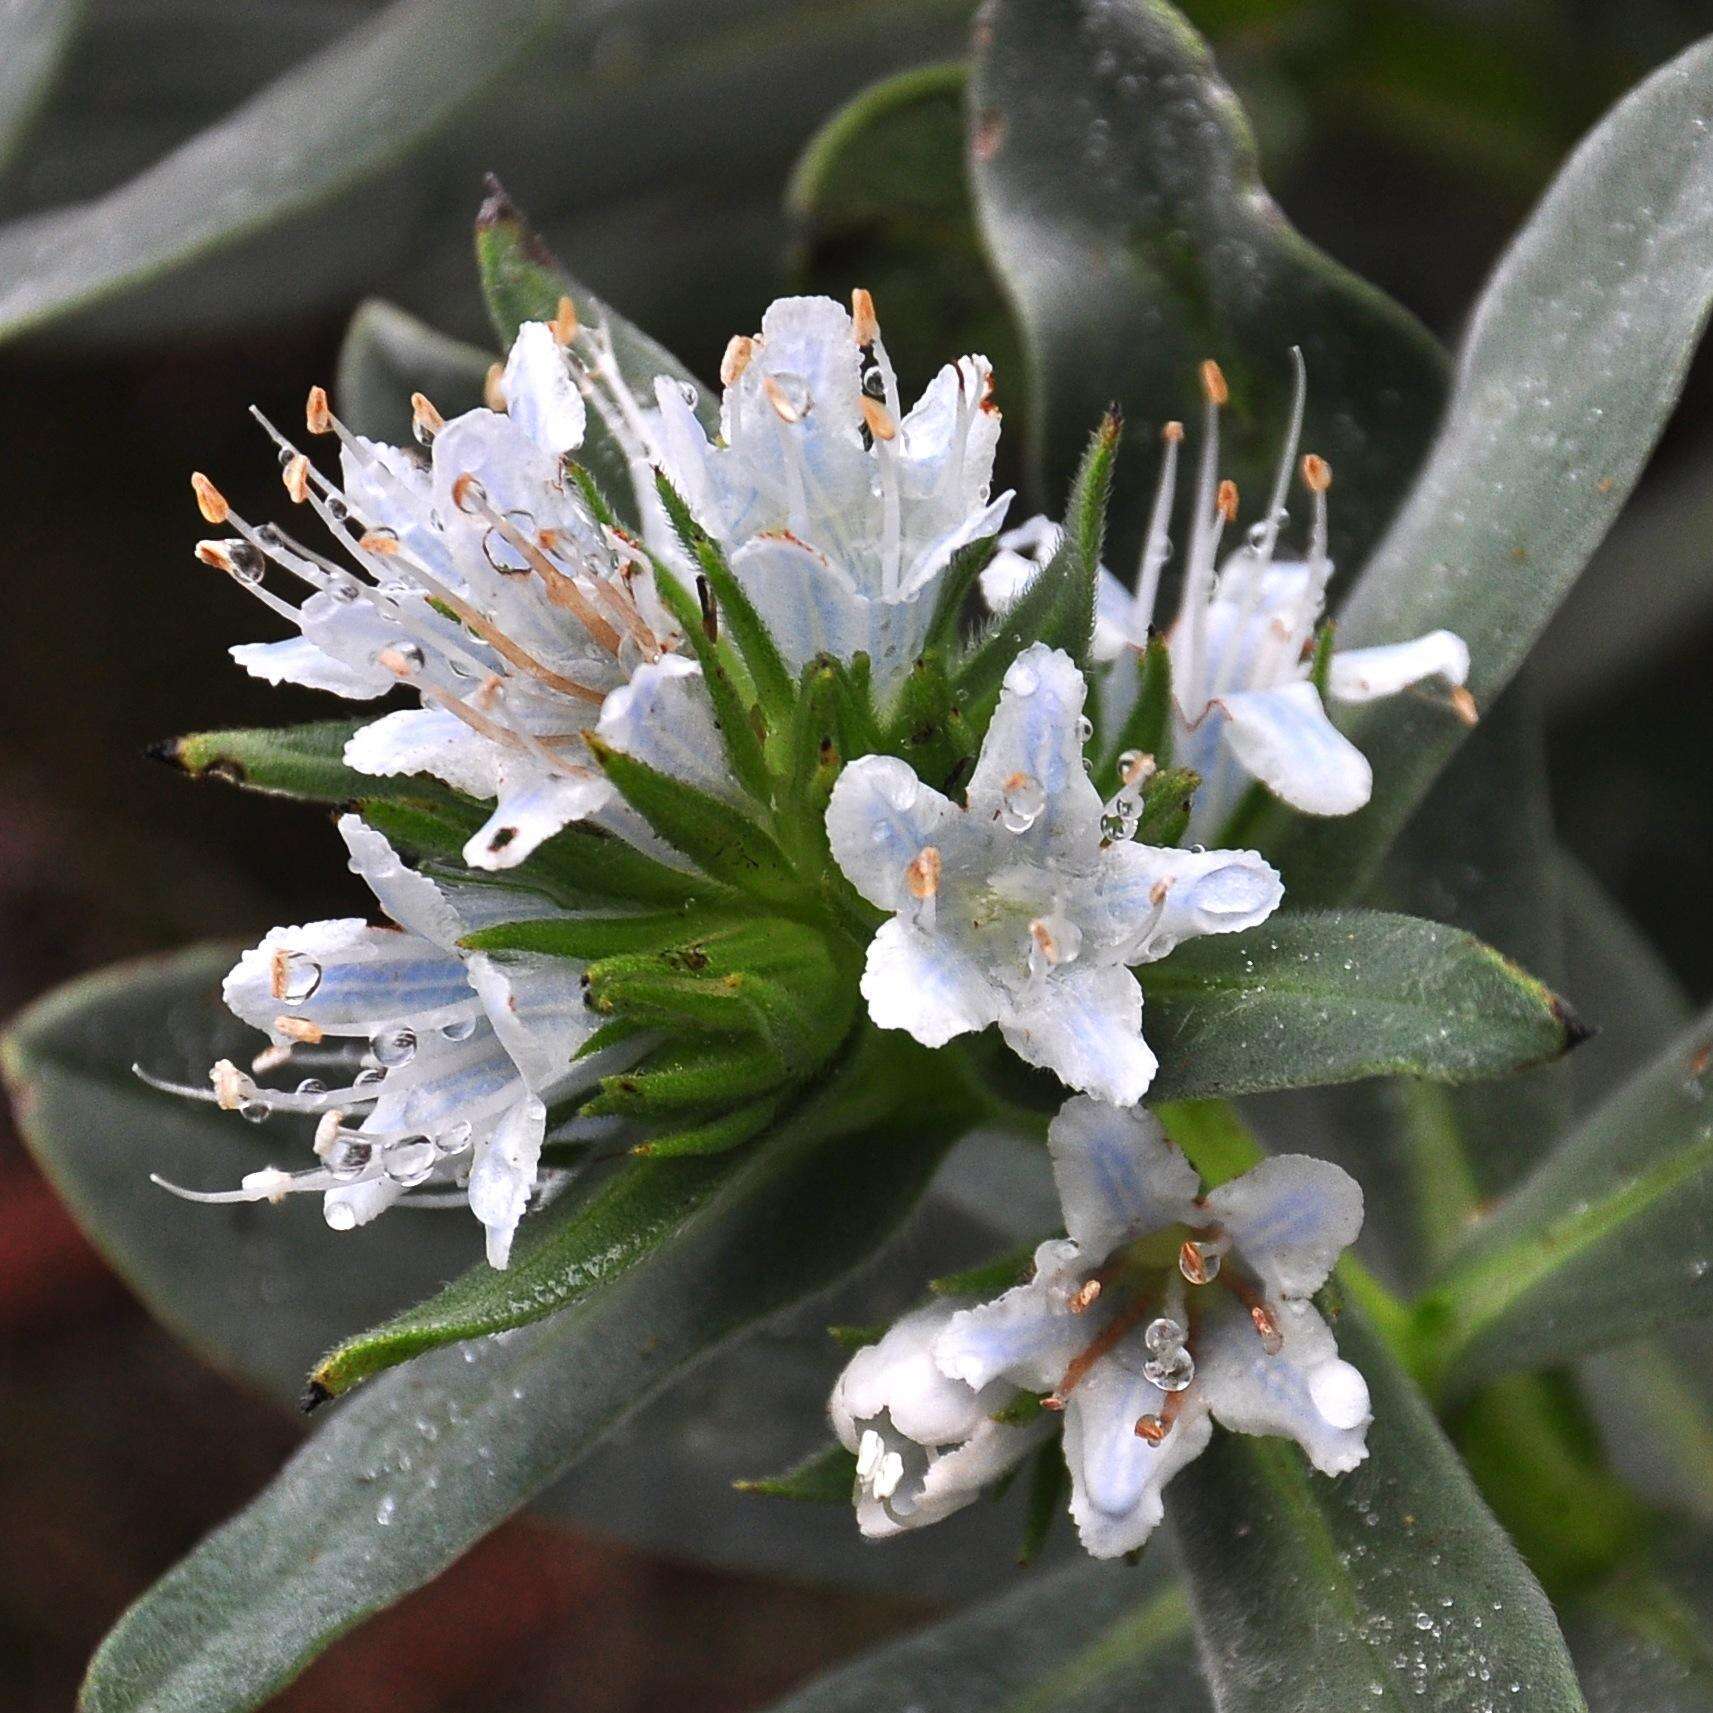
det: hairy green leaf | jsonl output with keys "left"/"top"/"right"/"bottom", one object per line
{"left": 969, "top": 0, "right": 1446, "bottom": 571}
{"left": 1141, "top": 909, "right": 1581, "bottom": 1102}
{"left": 1423, "top": 1005, "right": 1713, "bottom": 1394}
{"left": 1267, "top": 33, "right": 1713, "bottom": 900}
{"left": 734, "top": 1443, "right": 857, "bottom": 1504}
{"left": 155, "top": 720, "right": 458, "bottom": 807}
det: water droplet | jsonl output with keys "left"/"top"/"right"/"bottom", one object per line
{"left": 325, "top": 576, "right": 361, "bottom": 605}
{"left": 1143, "top": 1346, "right": 1195, "bottom": 1392}
{"left": 296, "top": 1077, "right": 327, "bottom": 1097}
{"left": 1076, "top": 714, "right": 1094, "bottom": 743}
{"left": 434, "top": 1120, "right": 474, "bottom": 1157}
{"left": 228, "top": 541, "right": 267, "bottom": 584}
{"left": 276, "top": 952, "right": 322, "bottom": 1005}
{"left": 1179, "top": 1241, "right": 1221, "bottom": 1283}
{"left": 239, "top": 1099, "right": 271, "bottom": 1124}
{"left": 677, "top": 380, "right": 699, "bottom": 409}
{"left": 354, "top": 1066, "right": 387, "bottom": 1088}
{"left": 326, "top": 495, "right": 350, "bottom": 524}
{"left": 375, "top": 1494, "right": 396, "bottom": 1525}
{"left": 1245, "top": 520, "right": 1270, "bottom": 551}
{"left": 454, "top": 476, "right": 488, "bottom": 516}
{"left": 326, "top": 1138, "right": 374, "bottom": 1181}
{"left": 372, "top": 1026, "right": 417, "bottom": 1069}
{"left": 1000, "top": 772, "right": 1046, "bottom": 833}
{"left": 326, "top": 1201, "right": 358, "bottom": 1231}
{"left": 440, "top": 1016, "right": 477, "bottom": 1042}
{"left": 1144, "top": 1316, "right": 1184, "bottom": 1355}
{"left": 384, "top": 1136, "right": 437, "bottom": 1186}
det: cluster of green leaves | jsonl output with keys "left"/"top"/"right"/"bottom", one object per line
{"left": 8, "top": 0, "right": 1713, "bottom": 1709}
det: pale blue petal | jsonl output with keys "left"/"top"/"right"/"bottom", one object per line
{"left": 860, "top": 917, "right": 1000, "bottom": 1048}
{"left": 1047, "top": 1097, "right": 1201, "bottom": 1258}
{"left": 998, "top": 962, "right": 1156, "bottom": 1107}
{"left": 1201, "top": 1154, "right": 1364, "bottom": 1299}
{"left": 824, "top": 755, "right": 963, "bottom": 910}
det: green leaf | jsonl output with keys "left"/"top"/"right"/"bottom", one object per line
{"left": 0, "top": 0, "right": 84, "bottom": 174}
{"left": 79, "top": 1037, "right": 965, "bottom": 1713}
{"left": 1267, "top": 32, "right": 1713, "bottom": 901}
{"left": 630, "top": 1094, "right": 786, "bottom": 1158}
{"left": 1133, "top": 765, "right": 1198, "bottom": 847}
{"left": 930, "top": 1242, "right": 1038, "bottom": 1298}
{"left": 0, "top": 946, "right": 478, "bottom": 1404}
{"left": 0, "top": 0, "right": 553, "bottom": 347}
{"left": 1172, "top": 1311, "right": 1586, "bottom": 1713}
{"left": 760, "top": 1556, "right": 1205, "bottom": 1713}
{"left": 1422, "top": 1004, "right": 1713, "bottom": 1395}
{"left": 787, "top": 62, "right": 1025, "bottom": 424}
{"left": 154, "top": 720, "right": 460, "bottom": 807}
{"left": 920, "top": 530, "right": 1001, "bottom": 655}
{"left": 1017, "top": 1439, "right": 1068, "bottom": 1565}
{"left": 334, "top": 298, "right": 491, "bottom": 444}
{"left": 969, "top": 0, "right": 1447, "bottom": 571}
{"left": 956, "top": 410, "right": 1119, "bottom": 721}
{"left": 1140, "top": 909, "right": 1582, "bottom": 1102}
{"left": 734, "top": 1442, "right": 856, "bottom": 1503}
{"left": 474, "top": 176, "right": 714, "bottom": 513}
{"left": 586, "top": 733, "right": 800, "bottom": 902}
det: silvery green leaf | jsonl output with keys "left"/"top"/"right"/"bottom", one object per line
{"left": 1170, "top": 1313, "right": 1586, "bottom": 1713}
{"left": 763, "top": 1554, "right": 1207, "bottom": 1713}
{"left": 0, "top": 0, "right": 84, "bottom": 174}
{"left": 1267, "top": 32, "right": 1713, "bottom": 902}
{"left": 72, "top": 1044, "right": 960, "bottom": 1711}
{"left": 335, "top": 298, "right": 491, "bottom": 445}
{"left": 1426, "top": 1005, "right": 1713, "bottom": 1393}
{"left": 0, "top": 0, "right": 554, "bottom": 346}
{"left": 968, "top": 0, "right": 1447, "bottom": 571}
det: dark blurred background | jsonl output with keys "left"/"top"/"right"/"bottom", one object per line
{"left": 6, "top": 1, "right": 1713, "bottom": 1706}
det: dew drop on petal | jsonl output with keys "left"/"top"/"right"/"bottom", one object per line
{"left": 435, "top": 1120, "right": 474, "bottom": 1157}
{"left": 1000, "top": 772, "right": 1046, "bottom": 833}
{"left": 1143, "top": 1346, "right": 1195, "bottom": 1392}
{"left": 384, "top": 1136, "right": 437, "bottom": 1186}
{"left": 372, "top": 1026, "right": 417, "bottom": 1069}
{"left": 440, "top": 1016, "right": 477, "bottom": 1042}
{"left": 277, "top": 953, "right": 322, "bottom": 1005}
{"left": 1144, "top": 1316, "right": 1185, "bottom": 1355}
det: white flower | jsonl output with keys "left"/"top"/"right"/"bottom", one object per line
{"left": 652, "top": 292, "right": 1013, "bottom": 699}
{"left": 828, "top": 1300, "right": 1046, "bottom": 1539}
{"left": 824, "top": 642, "right": 1282, "bottom": 1105}
{"left": 143, "top": 815, "right": 633, "bottom": 1267}
{"left": 983, "top": 356, "right": 1472, "bottom": 842}
{"left": 197, "top": 314, "right": 735, "bottom": 872}
{"left": 934, "top": 1097, "right": 1370, "bottom": 1559}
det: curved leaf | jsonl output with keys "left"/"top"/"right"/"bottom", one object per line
{"left": 968, "top": 0, "right": 1447, "bottom": 571}
{"left": 75, "top": 1040, "right": 962, "bottom": 1713}
{"left": 1268, "top": 31, "right": 1713, "bottom": 900}
{"left": 0, "top": 0, "right": 553, "bottom": 346}
{"left": 1170, "top": 1312, "right": 1586, "bottom": 1713}
{"left": 1140, "top": 908, "right": 1581, "bottom": 1102}
{"left": 155, "top": 720, "right": 460, "bottom": 807}
{"left": 1424, "top": 1004, "right": 1713, "bottom": 1395}
{"left": 334, "top": 298, "right": 492, "bottom": 445}
{"left": 0, "top": 0, "right": 84, "bottom": 173}
{"left": 764, "top": 1557, "right": 1208, "bottom": 1713}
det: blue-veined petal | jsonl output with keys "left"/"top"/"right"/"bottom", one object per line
{"left": 1213, "top": 679, "right": 1372, "bottom": 816}
{"left": 859, "top": 916, "right": 1000, "bottom": 1049}
{"left": 501, "top": 321, "right": 587, "bottom": 457}
{"left": 1328, "top": 629, "right": 1470, "bottom": 702}
{"left": 1202, "top": 1154, "right": 1364, "bottom": 1299}
{"left": 824, "top": 755, "right": 964, "bottom": 911}
{"left": 1047, "top": 1097, "right": 1201, "bottom": 1257}
{"left": 934, "top": 1239, "right": 1090, "bottom": 1394}
{"left": 999, "top": 961, "right": 1156, "bottom": 1108}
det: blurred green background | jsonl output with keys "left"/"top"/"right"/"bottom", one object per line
{"left": 5, "top": 1, "right": 1713, "bottom": 1706}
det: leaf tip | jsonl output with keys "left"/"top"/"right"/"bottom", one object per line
{"left": 300, "top": 1377, "right": 334, "bottom": 1415}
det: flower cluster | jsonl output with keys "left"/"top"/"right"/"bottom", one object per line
{"left": 984, "top": 355, "right": 1472, "bottom": 841}
{"left": 833, "top": 1097, "right": 1370, "bottom": 1555}
{"left": 155, "top": 290, "right": 1431, "bottom": 1560}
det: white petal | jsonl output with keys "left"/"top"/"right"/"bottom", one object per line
{"left": 595, "top": 654, "right": 741, "bottom": 804}
{"left": 1091, "top": 841, "right": 1284, "bottom": 965}
{"left": 831, "top": 1302, "right": 990, "bottom": 1449}
{"left": 725, "top": 533, "right": 867, "bottom": 669}
{"left": 746, "top": 295, "right": 865, "bottom": 433}
{"left": 859, "top": 916, "right": 1000, "bottom": 1049}
{"left": 1063, "top": 1359, "right": 1213, "bottom": 1558}
{"left": 825, "top": 755, "right": 963, "bottom": 911}
{"left": 1328, "top": 631, "right": 1470, "bottom": 702}
{"left": 1093, "top": 566, "right": 1139, "bottom": 662}
{"left": 999, "top": 963, "right": 1157, "bottom": 1107}
{"left": 229, "top": 636, "right": 392, "bottom": 699}
{"left": 467, "top": 1094, "right": 546, "bottom": 1268}
{"left": 345, "top": 706, "right": 500, "bottom": 800}
{"left": 222, "top": 921, "right": 473, "bottom": 1037}
{"left": 501, "top": 322, "right": 587, "bottom": 456}
{"left": 324, "top": 1174, "right": 405, "bottom": 1231}
{"left": 1213, "top": 680, "right": 1373, "bottom": 816}
{"left": 463, "top": 762, "right": 613, "bottom": 871}
{"left": 361, "top": 1028, "right": 523, "bottom": 1137}
{"left": 934, "top": 1239, "right": 1090, "bottom": 1394}
{"left": 1201, "top": 1154, "right": 1364, "bottom": 1299}
{"left": 965, "top": 643, "right": 1105, "bottom": 850}
{"left": 900, "top": 488, "right": 1014, "bottom": 603}
{"left": 336, "top": 815, "right": 464, "bottom": 949}
{"left": 1196, "top": 1296, "right": 1369, "bottom": 1476}
{"left": 1046, "top": 1097, "right": 1201, "bottom": 1258}
{"left": 465, "top": 950, "right": 601, "bottom": 1103}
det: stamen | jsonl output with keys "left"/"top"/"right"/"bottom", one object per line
{"left": 1200, "top": 359, "right": 1229, "bottom": 406}
{"left": 358, "top": 530, "right": 402, "bottom": 557}
{"left": 1253, "top": 347, "right": 1308, "bottom": 565}
{"left": 1070, "top": 1277, "right": 1103, "bottom": 1314}
{"left": 283, "top": 453, "right": 311, "bottom": 504}
{"left": 1300, "top": 452, "right": 1332, "bottom": 494}
{"left": 1250, "top": 1302, "right": 1285, "bottom": 1356}
{"left": 191, "top": 472, "right": 229, "bottom": 525}
{"left": 276, "top": 1015, "right": 325, "bottom": 1045}
{"left": 761, "top": 375, "right": 801, "bottom": 424}
{"left": 305, "top": 385, "right": 333, "bottom": 435}
{"left": 1450, "top": 685, "right": 1479, "bottom": 726}
{"left": 1216, "top": 478, "right": 1239, "bottom": 523}
{"left": 719, "top": 335, "right": 755, "bottom": 386}
{"left": 851, "top": 287, "right": 880, "bottom": 348}
{"left": 1049, "top": 1287, "right": 1158, "bottom": 1406}
{"left": 210, "top": 1059, "right": 247, "bottom": 1110}
{"left": 860, "top": 395, "right": 898, "bottom": 442}
{"left": 484, "top": 362, "right": 506, "bottom": 411}
{"left": 1131, "top": 421, "right": 1183, "bottom": 631}
{"left": 410, "top": 392, "right": 445, "bottom": 437}
{"left": 251, "top": 1042, "right": 291, "bottom": 1074}
{"left": 550, "top": 294, "right": 579, "bottom": 345}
